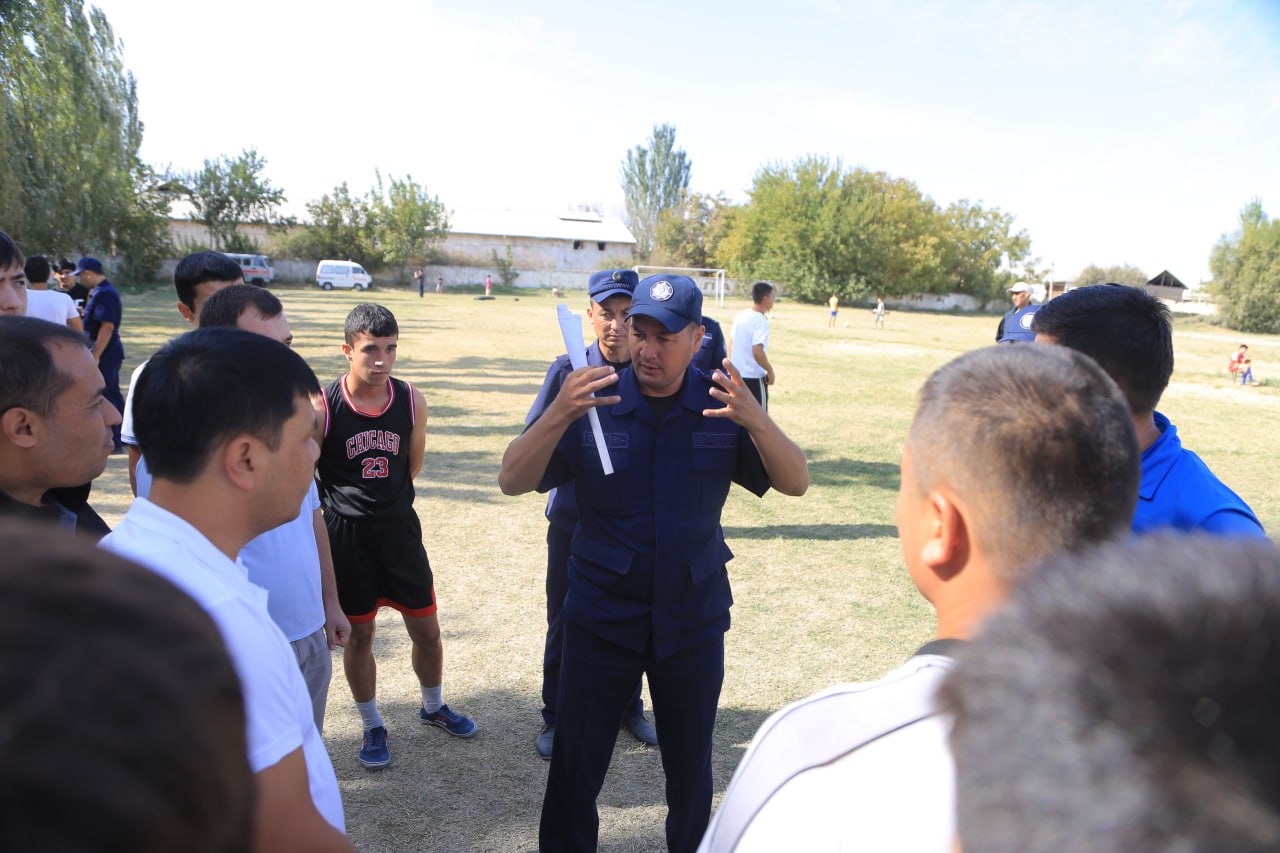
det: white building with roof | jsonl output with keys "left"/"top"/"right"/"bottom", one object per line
{"left": 439, "top": 208, "right": 636, "bottom": 287}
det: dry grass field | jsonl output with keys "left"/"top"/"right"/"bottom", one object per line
{"left": 90, "top": 283, "right": 1279, "bottom": 852}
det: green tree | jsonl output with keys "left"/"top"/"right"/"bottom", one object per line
{"left": 490, "top": 245, "right": 519, "bottom": 288}
{"left": 1, "top": 0, "right": 169, "bottom": 276}
{"left": 939, "top": 200, "right": 1033, "bottom": 306}
{"left": 184, "top": 147, "right": 285, "bottom": 251}
{"left": 651, "top": 192, "right": 738, "bottom": 270}
{"left": 278, "top": 182, "right": 373, "bottom": 261}
{"left": 621, "top": 123, "right": 692, "bottom": 261}
{"left": 1073, "top": 263, "right": 1149, "bottom": 287}
{"left": 719, "top": 156, "right": 949, "bottom": 303}
{"left": 367, "top": 172, "right": 449, "bottom": 274}
{"left": 1211, "top": 198, "right": 1280, "bottom": 333}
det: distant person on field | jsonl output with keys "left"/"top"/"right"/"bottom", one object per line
{"left": 189, "top": 284, "right": 351, "bottom": 732}
{"left": 23, "top": 255, "right": 83, "bottom": 333}
{"left": 0, "top": 521, "right": 254, "bottom": 853}
{"left": 729, "top": 281, "right": 776, "bottom": 409}
{"left": 943, "top": 534, "right": 1280, "bottom": 853}
{"left": 827, "top": 292, "right": 838, "bottom": 328}
{"left": 414, "top": 269, "right": 424, "bottom": 298}
{"left": 101, "top": 328, "right": 352, "bottom": 851}
{"left": 74, "top": 256, "right": 125, "bottom": 451}
{"left": 699, "top": 344, "right": 1140, "bottom": 852}
{"left": 995, "top": 281, "right": 1037, "bottom": 343}
{"left": 1034, "top": 283, "right": 1265, "bottom": 536}
{"left": 436, "top": 272, "right": 443, "bottom": 293}
{"left": 485, "top": 273, "right": 493, "bottom": 296}
{"left": 122, "top": 251, "right": 244, "bottom": 495}
{"left": 1230, "top": 343, "right": 1256, "bottom": 385}
{"left": 873, "top": 296, "right": 885, "bottom": 329}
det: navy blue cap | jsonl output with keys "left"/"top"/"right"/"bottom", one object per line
{"left": 631, "top": 274, "right": 703, "bottom": 333}
{"left": 588, "top": 269, "right": 638, "bottom": 302}
{"left": 73, "top": 257, "right": 104, "bottom": 275}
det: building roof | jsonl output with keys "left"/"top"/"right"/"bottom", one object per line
{"left": 1147, "top": 270, "right": 1187, "bottom": 289}
{"left": 447, "top": 208, "right": 636, "bottom": 244}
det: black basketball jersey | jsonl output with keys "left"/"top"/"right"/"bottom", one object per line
{"left": 317, "top": 375, "right": 417, "bottom": 519}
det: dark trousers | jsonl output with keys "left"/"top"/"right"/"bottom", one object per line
{"left": 539, "top": 623, "right": 724, "bottom": 853}
{"left": 99, "top": 355, "right": 124, "bottom": 447}
{"left": 542, "top": 526, "right": 641, "bottom": 726}
{"left": 741, "top": 377, "right": 767, "bottom": 411}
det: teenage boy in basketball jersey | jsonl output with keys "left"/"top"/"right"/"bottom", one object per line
{"left": 316, "top": 303, "right": 476, "bottom": 770}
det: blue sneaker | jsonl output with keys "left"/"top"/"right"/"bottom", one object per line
{"left": 359, "top": 725, "right": 390, "bottom": 769}
{"left": 419, "top": 704, "right": 477, "bottom": 738}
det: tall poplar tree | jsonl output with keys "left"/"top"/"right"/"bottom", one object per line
{"left": 621, "top": 123, "right": 692, "bottom": 261}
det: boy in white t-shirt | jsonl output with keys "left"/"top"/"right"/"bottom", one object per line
{"left": 23, "top": 255, "right": 82, "bottom": 333}
{"left": 729, "top": 281, "right": 776, "bottom": 410}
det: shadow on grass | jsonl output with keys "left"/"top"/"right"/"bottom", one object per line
{"left": 723, "top": 523, "right": 898, "bottom": 541}
{"left": 808, "top": 458, "right": 900, "bottom": 491}
{"left": 431, "top": 355, "right": 552, "bottom": 377}
{"left": 429, "top": 379, "right": 545, "bottom": 396}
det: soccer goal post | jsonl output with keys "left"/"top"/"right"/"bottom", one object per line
{"left": 633, "top": 266, "right": 729, "bottom": 308}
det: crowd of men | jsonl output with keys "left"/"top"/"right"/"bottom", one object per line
{"left": 1, "top": 223, "right": 1276, "bottom": 852}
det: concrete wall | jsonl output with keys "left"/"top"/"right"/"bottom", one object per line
{"left": 884, "top": 292, "right": 985, "bottom": 312}
{"left": 440, "top": 233, "right": 634, "bottom": 273}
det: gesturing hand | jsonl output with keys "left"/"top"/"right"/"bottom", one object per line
{"left": 551, "top": 365, "right": 622, "bottom": 422}
{"left": 704, "top": 358, "right": 766, "bottom": 428}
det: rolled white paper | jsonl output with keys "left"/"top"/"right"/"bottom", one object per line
{"left": 556, "top": 304, "right": 614, "bottom": 475}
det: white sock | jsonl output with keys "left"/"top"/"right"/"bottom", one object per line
{"left": 421, "top": 685, "right": 443, "bottom": 714}
{"left": 356, "top": 699, "right": 384, "bottom": 731}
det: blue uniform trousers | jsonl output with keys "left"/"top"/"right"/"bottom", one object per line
{"left": 542, "top": 526, "right": 643, "bottom": 726}
{"left": 539, "top": 622, "right": 724, "bottom": 853}
{"left": 99, "top": 354, "right": 124, "bottom": 447}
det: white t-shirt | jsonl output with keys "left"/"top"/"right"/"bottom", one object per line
{"left": 25, "top": 288, "right": 79, "bottom": 326}
{"left": 699, "top": 654, "right": 956, "bottom": 852}
{"left": 136, "top": 462, "right": 325, "bottom": 643}
{"left": 729, "top": 309, "right": 770, "bottom": 379}
{"left": 120, "top": 359, "right": 147, "bottom": 447}
{"left": 100, "top": 499, "right": 345, "bottom": 832}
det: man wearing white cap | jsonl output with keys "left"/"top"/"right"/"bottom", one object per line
{"left": 996, "top": 282, "right": 1038, "bottom": 343}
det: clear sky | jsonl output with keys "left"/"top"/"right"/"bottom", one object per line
{"left": 92, "top": 0, "right": 1280, "bottom": 285}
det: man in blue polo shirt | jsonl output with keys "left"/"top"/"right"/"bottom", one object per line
{"left": 1034, "top": 283, "right": 1264, "bottom": 536}
{"left": 76, "top": 257, "right": 124, "bottom": 452}
{"left": 525, "top": 268, "right": 658, "bottom": 760}
{"left": 500, "top": 275, "right": 809, "bottom": 852}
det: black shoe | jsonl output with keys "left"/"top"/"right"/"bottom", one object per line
{"left": 623, "top": 713, "right": 658, "bottom": 747}
{"left": 536, "top": 723, "right": 554, "bottom": 759}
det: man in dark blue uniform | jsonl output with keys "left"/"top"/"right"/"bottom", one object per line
{"left": 76, "top": 257, "right": 125, "bottom": 450}
{"left": 996, "top": 281, "right": 1038, "bottom": 343}
{"left": 525, "top": 269, "right": 657, "bottom": 760}
{"left": 500, "top": 275, "right": 809, "bottom": 852}
{"left": 691, "top": 314, "right": 727, "bottom": 374}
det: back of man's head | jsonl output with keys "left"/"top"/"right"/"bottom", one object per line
{"left": 1032, "top": 283, "right": 1173, "bottom": 414}
{"left": 174, "top": 252, "right": 244, "bottom": 311}
{"left": 751, "top": 281, "right": 774, "bottom": 304}
{"left": 198, "top": 283, "right": 283, "bottom": 329}
{"left": 907, "top": 344, "right": 1139, "bottom": 581}
{"left": 943, "top": 534, "right": 1280, "bottom": 852}
{"left": 0, "top": 316, "right": 87, "bottom": 419}
{"left": 0, "top": 520, "right": 252, "bottom": 852}
{"left": 134, "top": 327, "right": 318, "bottom": 483}
{"left": 344, "top": 302, "right": 398, "bottom": 344}
{"left": 23, "top": 255, "right": 51, "bottom": 285}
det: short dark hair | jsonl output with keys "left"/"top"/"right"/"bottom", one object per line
{"left": 173, "top": 252, "right": 244, "bottom": 311}
{"left": 751, "top": 281, "right": 774, "bottom": 303}
{"left": 0, "top": 317, "right": 88, "bottom": 417}
{"left": 134, "top": 327, "right": 319, "bottom": 483}
{"left": 0, "top": 229, "right": 23, "bottom": 271}
{"left": 198, "top": 284, "right": 283, "bottom": 329}
{"left": 0, "top": 519, "right": 252, "bottom": 852}
{"left": 57, "top": 258, "right": 75, "bottom": 273}
{"left": 23, "top": 255, "right": 51, "bottom": 284}
{"left": 344, "top": 302, "right": 398, "bottom": 344}
{"left": 907, "top": 344, "right": 1139, "bottom": 580}
{"left": 1032, "top": 284, "right": 1173, "bottom": 413}
{"left": 943, "top": 534, "right": 1280, "bottom": 852}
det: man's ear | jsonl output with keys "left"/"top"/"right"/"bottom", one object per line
{"left": 340, "top": 342, "right": 353, "bottom": 360}
{"left": 177, "top": 301, "right": 197, "bottom": 326}
{"left": 921, "top": 489, "right": 971, "bottom": 580}
{"left": 1, "top": 407, "right": 40, "bottom": 449}
{"left": 221, "top": 435, "right": 259, "bottom": 492}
